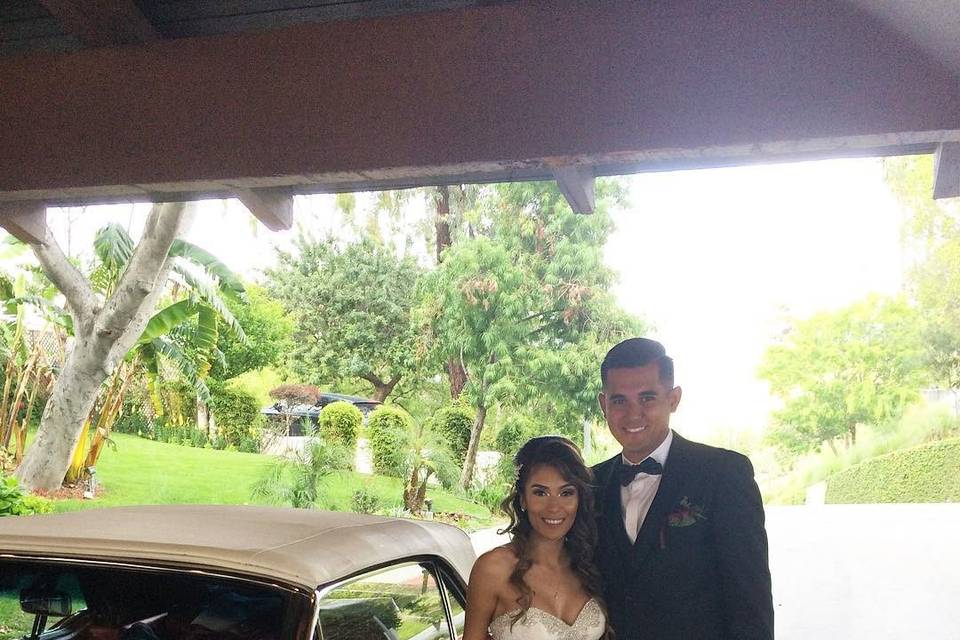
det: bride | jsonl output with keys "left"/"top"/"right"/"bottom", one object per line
{"left": 463, "top": 436, "right": 608, "bottom": 640}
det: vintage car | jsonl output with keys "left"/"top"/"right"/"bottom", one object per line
{"left": 0, "top": 505, "right": 476, "bottom": 640}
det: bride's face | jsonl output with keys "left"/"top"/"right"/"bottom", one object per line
{"left": 520, "top": 463, "right": 579, "bottom": 542}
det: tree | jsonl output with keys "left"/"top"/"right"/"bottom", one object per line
{"left": 758, "top": 295, "right": 928, "bottom": 454}
{"left": 419, "top": 180, "right": 640, "bottom": 489}
{"left": 212, "top": 283, "right": 294, "bottom": 380}
{"left": 12, "top": 203, "right": 192, "bottom": 491}
{"left": 268, "top": 235, "right": 422, "bottom": 402}
{"left": 884, "top": 155, "right": 960, "bottom": 388}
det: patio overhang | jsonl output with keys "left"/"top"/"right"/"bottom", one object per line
{"left": 0, "top": 0, "right": 957, "bottom": 239}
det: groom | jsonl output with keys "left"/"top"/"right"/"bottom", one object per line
{"left": 592, "top": 338, "right": 773, "bottom": 640}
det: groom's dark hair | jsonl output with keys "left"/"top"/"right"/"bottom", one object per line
{"left": 601, "top": 337, "right": 674, "bottom": 388}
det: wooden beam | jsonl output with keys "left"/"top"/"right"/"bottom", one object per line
{"left": 934, "top": 142, "right": 960, "bottom": 200}
{"left": 39, "top": 0, "right": 160, "bottom": 48}
{"left": 0, "top": 202, "right": 48, "bottom": 245}
{"left": 2, "top": 1, "right": 959, "bottom": 203}
{"left": 552, "top": 165, "right": 595, "bottom": 214}
{"left": 235, "top": 188, "right": 294, "bottom": 232}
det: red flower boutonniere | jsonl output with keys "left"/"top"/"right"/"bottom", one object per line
{"left": 659, "top": 498, "right": 706, "bottom": 549}
{"left": 667, "top": 497, "right": 706, "bottom": 527}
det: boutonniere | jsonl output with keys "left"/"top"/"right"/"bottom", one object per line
{"left": 667, "top": 497, "right": 706, "bottom": 527}
{"left": 659, "top": 497, "right": 706, "bottom": 550}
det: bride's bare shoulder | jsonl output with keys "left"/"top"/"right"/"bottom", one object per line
{"left": 471, "top": 544, "right": 519, "bottom": 583}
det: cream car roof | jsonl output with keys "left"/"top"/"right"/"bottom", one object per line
{"left": 0, "top": 505, "right": 476, "bottom": 591}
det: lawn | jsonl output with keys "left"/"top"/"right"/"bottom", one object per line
{"left": 50, "top": 433, "right": 493, "bottom": 526}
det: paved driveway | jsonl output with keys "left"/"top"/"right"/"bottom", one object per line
{"left": 471, "top": 504, "right": 960, "bottom": 639}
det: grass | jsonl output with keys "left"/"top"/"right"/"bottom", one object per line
{"left": 48, "top": 433, "right": 493, "bottom": 526}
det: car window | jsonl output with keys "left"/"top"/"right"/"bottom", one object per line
{"left": 0, "top": 559, "right": 303, "bottom": 640}
{"left": 317, "top": 563, "right": 453, "bottom": 640}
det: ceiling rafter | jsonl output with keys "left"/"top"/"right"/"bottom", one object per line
{"left": 934, "top": 142, "right": 960, "bottom": 200}
{"left": 235, "top": 188, "right": 294, "bottom": 232}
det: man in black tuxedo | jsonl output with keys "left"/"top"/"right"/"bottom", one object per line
{"left": 592, "top": 338, "right": 773, "bottom": 640}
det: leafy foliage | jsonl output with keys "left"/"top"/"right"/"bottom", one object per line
{"left": 209, "top": 384, "right": 264, "bottom": 452}
{"left": 884, "top": 155, "right": 960, "bottom": 388}
{"left": 0, "top": 474, "right": 52, "bottom": 516}
{"left": 269, "top": 384, "right": 322, "bottom": 405}
{"left": 759, "top": 295, "right": 928, "bottom": 454}
{"left": 251, "top": 439, "right": 352, "bottom": 509}
{"left": 268, "top": 236, "right": 422, "bottom": 401}
{"left": 212, "top": 284, "right": 294, "bottom": 380}
{"left": 350, "top": 487, "right": 382, "bottom": 514}
{"left": 367, "top": 406, "right": 411, "bottom": 477}
{"left": 417, "top": 179, "right": 645, "bottom": 486}
{"left": 318, "top": 401, "right": 362, "bottom": 450}
{"left": 825, "top": 438, "right": 960, "bottom": 503}
{"left": 429, "top": 402, "right": 474, "bottom": 465}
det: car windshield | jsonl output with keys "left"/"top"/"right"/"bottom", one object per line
{"left": 0, "top": 559, "right": 304, "bottom": 640}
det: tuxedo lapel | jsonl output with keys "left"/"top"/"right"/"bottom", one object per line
{"left": 632, "top": 432, "right": 692, "bottom": 565}
{"left": 597, "top": 455, "right": 633, "bottom": 554}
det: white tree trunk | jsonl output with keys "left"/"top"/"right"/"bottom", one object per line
{"left": 15, "top": 203, "right": 192, "bottom": 491}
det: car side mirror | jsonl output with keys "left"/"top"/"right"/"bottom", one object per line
{"left": 21, "top": 589, "right": 71, "bottom": 617}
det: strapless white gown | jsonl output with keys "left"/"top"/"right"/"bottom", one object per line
{"left": 488, "top": 598, "right": 605, "bottom": 640}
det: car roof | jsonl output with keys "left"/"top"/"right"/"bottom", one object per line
{"left": 0, "top": 505, "right": 476, "bottom": 591}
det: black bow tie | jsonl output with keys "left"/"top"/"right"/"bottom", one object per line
{"left": 619, "top": 458, "right": 663, "bottom": 485}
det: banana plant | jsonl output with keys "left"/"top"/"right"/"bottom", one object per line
{"left": 0, "top": 272, "right": 56, "bottom": 463}
{"left": 63, "top": 224, "right": 247, "bottom": 481}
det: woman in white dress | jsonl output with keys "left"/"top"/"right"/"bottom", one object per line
{"left": 463, "top": 436, "right": 608, "bottom": 640}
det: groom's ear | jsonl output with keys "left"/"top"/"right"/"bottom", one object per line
{"left": 668, "top": 386, "right": 682, "bottom": 412}
{"left": 597, "top": 391, "right": 607, "bottom": 417}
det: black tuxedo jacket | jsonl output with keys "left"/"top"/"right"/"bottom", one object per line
{"left": 592, "top": 433, "right": 773, "bottom": 640}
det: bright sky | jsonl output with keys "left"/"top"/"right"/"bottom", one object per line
{"left": 606, "top": 158, "right": 905, "bottom": 441}
{"left": 37, "top": 156, "right": 907, "bottom": 441}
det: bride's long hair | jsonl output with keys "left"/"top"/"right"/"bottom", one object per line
{"left": 499, "top": 435, "right": 608, "bottom": 631}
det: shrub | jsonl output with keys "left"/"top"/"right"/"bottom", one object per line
{"left": 351, "top": 487, "right": 382, "bottom": 514}
{"left": 269, "top": 383, "right": 322, "bottom": 406}
{"left": 825, "top": 438, "right": 960, "bottom": 503}
{"left": 319, "top": 401, "right": 362, "bottom": 449}
{"left": 494, "top": 414, "right": 537, "bottom": 454}
{"left": 0, "top": 475, "right": 52, "bottom": 516}
{"left": 430, "top": 403, "right": 474, "bottom": 465}
{"left": 367, "top": 406, "right": 412, "bottom": 477}
{"left": 210, "top": 384, "right": 264, "bottom": 450}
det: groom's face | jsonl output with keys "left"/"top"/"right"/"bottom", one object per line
{"left": 598, "top": 363, "right": 681, "bottom": 463}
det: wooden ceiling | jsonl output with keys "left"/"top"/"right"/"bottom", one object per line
{"left": 0, "top": 0, "right": 957, "bottom": 236}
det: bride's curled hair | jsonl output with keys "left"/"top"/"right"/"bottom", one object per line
{"left": 499, "top": 435, "right": 607, "bottom": 629}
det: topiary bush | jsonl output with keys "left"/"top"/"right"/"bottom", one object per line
{"left": 210, "top": 384, "right": 264, "bottom": 451}
{"left": 367, "top": 406, "right": 412, "bottom": 477}
{"left": 430, "top": 402, "right": 474, "bottom": 465}
{"left": 319, "top": 401, "right": 363, "bottom": 449}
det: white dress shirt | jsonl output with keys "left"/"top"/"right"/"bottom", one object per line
{"left": 620, "top": 430, "right": 673, "bottom": 544}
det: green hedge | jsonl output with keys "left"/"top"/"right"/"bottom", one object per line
{"left": 210, "top": 384, "right": 264, "bottom": 452}
{"left": 430, "top": 403, "right": 474, "bottom": 465}
{"left": 319, "top": 401, "right": 362, "bottom": 449}
{"left": 825, "top": 438, "right": 960, "bottom": 503}
{"left": 367, "top": 406, "right": 411, "bottom": 477}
